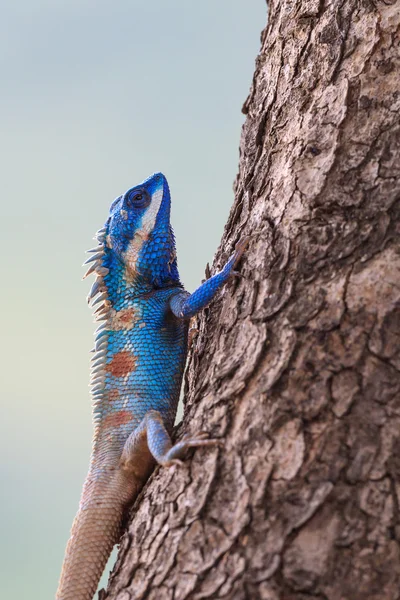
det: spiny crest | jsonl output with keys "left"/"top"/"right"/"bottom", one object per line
{"left": 83, "top": 226, "right": 112, "bottom": 432}
{"left": 83, "top": 225, "right": 111, "bottom": 323}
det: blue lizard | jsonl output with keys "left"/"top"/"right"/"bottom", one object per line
{"left": 56, "top": 173, "right": 247, "bottom": 600}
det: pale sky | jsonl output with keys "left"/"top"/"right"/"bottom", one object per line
{"left": 0, "top": 2, "right": 266, "bottom": 598}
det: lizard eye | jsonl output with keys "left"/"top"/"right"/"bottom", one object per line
{"left": 126, "top": 189, "right": 150, "bottom": 209}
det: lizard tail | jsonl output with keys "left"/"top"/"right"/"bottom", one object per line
{"left": 56, "top": 473, "right": 131, "bottom": 600}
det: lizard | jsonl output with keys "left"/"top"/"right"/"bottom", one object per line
{"left": 56, "top": 172, "right": 247, "bottom": 600}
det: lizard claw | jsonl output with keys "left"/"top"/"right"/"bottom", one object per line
{"left": 181, "top": 431, "right": 223, "bottom": 448}
{"left": 164, "top": 458, "right": 184, "bottom": 468}
{"left": 186, "top": 438, "right": 222, "bottom": 447}
{"left": 181, "top": 430, "right": 213, "bottom": 442}
{"left": 188, "top": 327, "right": 199, "bottom": 348}
{"left": 164, "top": 432, "right": 223, "bottom": 464}
{"left": 230, "top": 270, "right": 244, "bottom": 279}
{"left": 234, "top": 235, "right": 250, "bottom": 257}
{"left": 231, "top": 236, "right": 250, "bottom": 269}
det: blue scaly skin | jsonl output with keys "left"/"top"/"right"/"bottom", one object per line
{"left": 56, "top": 173, "right": 247, "bottom": 600}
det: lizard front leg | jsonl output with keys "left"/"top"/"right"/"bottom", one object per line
{"left": 169, "top": 237, "right": 248, "bottom": 319}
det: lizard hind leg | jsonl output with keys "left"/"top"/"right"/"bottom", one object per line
{"left": 122, "top": 410, "right": 221, "bottom": 469}
{"left": 146, "top": 409, "right": 220, "bottom": 467}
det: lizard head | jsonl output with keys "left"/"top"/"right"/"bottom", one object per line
{"left": 85, "top": 173, "right": 180, "bottom": 311}
{"left": 89, "top": 173, "right": 179, "bottom": 288}
{"left": 106, "top": 172, "right": 179, "bottom": 286}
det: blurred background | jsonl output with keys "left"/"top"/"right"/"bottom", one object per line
{"left": 0, "top": 1, "right": 265, "bottom": 597}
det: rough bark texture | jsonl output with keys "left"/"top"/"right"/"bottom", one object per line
{"left": 102, "top": 1, "right": 400, "bottom": 599}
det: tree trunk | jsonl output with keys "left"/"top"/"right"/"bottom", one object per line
{"left": 103, "top": 2, "right": 400, "bottom": 599}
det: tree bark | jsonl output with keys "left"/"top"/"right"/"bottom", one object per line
{"left": 103, "top": 1, "right": 400, "bottom": 599}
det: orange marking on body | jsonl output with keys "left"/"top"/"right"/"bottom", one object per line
{"left": 106, "top": 350, "right": 137, "bottom": 377}
{"left": 108, "top": 389, "right": 120, "bottom": 402}
{"left": 109, "top": 308, "right": 138, "bottom": 331}
{"left": 119, "top": 308, "right": 135, "bottom": 323}
{"left": 103, "top": 410, "right": 133, "bottom": 428}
